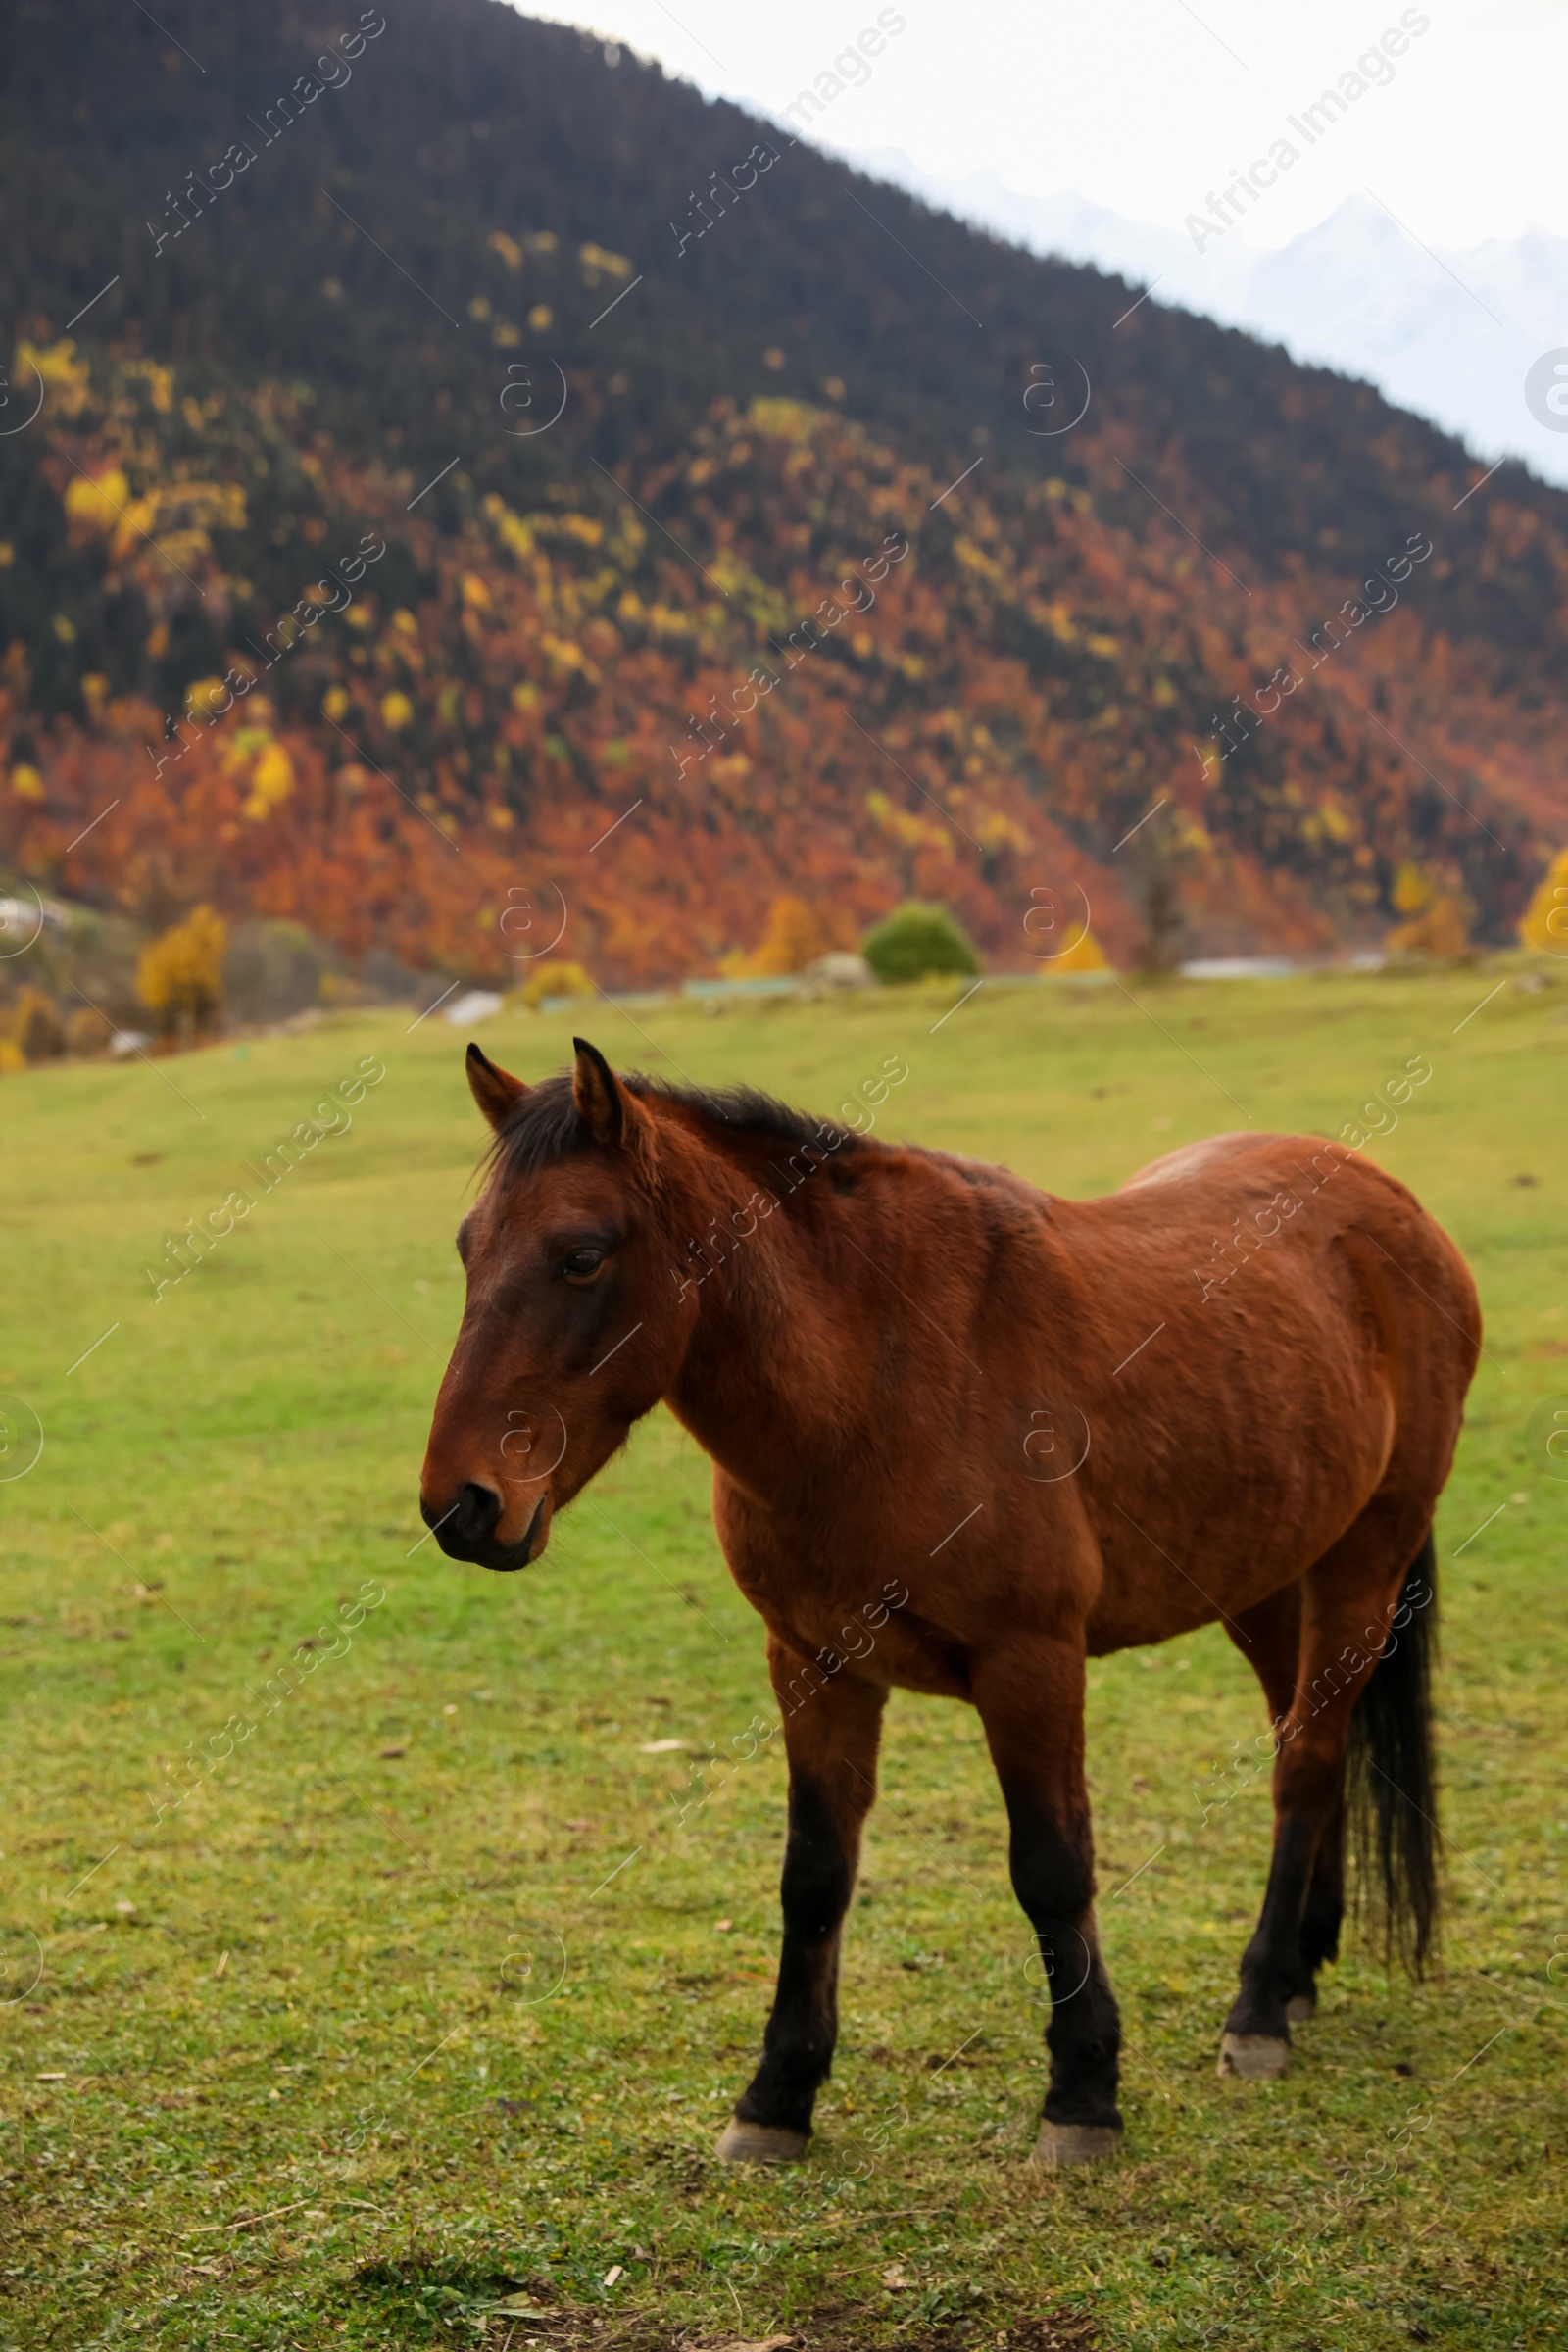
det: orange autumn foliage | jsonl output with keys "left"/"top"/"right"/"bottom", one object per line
{"left": 0, "top": 356, "right": 1550, "bottom": 988}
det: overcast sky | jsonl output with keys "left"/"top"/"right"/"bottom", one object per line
{"left": 514, "top": 0, "right": 1568, "bottom": 252}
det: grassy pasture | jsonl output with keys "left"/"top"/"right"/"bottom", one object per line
{"left": 0, "top": 966, "right": 1564, "bottom": 2350}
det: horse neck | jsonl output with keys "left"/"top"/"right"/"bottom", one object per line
{"left": 659, "top": 1129, "right": 874, "bottom": 1495}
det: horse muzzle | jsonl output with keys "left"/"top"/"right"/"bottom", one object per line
{"left": 420, "top": 1481, "right": 549, "bottom": 1572}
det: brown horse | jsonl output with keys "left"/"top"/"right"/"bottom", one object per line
{"left": 420, "top": 1039, "right": 1479, "bottom": 2165}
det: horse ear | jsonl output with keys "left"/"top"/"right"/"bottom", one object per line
{"left": 466, "top": 1042, "right": 527, "bottom": 1131}
{"left": 571, "top": 1037, "right": 629, "bottom": 1147}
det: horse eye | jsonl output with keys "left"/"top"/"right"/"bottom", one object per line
{"left": 561, "top": 1248, "right": 605, "bottom": 1284}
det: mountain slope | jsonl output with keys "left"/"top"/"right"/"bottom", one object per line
{"left": 1, "top": 0, "right": 1565, "bottom": 984}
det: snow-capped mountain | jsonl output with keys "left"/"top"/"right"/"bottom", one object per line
{"left": 847, "top": 151, "right": 1568, "bottom": 491}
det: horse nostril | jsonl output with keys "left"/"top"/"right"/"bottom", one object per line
{"left": 456, "top": 1481, "right": 503, "bottom": 1545}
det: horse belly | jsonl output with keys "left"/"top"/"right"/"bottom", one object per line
{"left": 1079, "top": 1273, "right": 1399, "bottom": 1652}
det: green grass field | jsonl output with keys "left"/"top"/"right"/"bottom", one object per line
{"left": 1, "top": 967, "right": 1565, "bottom": 2352}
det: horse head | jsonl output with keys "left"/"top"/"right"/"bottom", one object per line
{"left": 418, "top": 1037, "right": 698, "bottom": 1570}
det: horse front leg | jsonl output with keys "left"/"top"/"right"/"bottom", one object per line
{"left": 716, "top": 1638, "right": 886, "bottom": 2163}
{"left": 973, "top": 1637, "right": 1123, "bottom": 2165}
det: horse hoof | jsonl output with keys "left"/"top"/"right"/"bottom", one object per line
{"left": 715, "top": 2118, "right": 809, "bottom": 2164}
{"left": 1029, "top": 2122, "right": 1123, "bottom": 2167}
{"left": 1217, "top": 2033, "right": 1291, "bottom": 2080}
{"left": 1286, "top": 1993, "right": 1316, "bottom": 2024}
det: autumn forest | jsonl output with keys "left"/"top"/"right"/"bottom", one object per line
{"left": 3, "top": 0, "right": 1567, "bottom": 1003}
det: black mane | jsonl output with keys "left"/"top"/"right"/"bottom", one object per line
{"left": 488, "top": 1068, "right": 865, "bottom": 1183}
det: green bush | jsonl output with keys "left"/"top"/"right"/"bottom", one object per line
{"left": 861, "top": 902, "right": 981, "bottom": 985}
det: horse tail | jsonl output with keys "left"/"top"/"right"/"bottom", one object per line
{"left": 1347, "top": 1529, "right": 1441, "bottom": 1975}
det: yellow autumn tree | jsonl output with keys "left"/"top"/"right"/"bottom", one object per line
{"left": 1386, "top": 864, "right": 1472, "bottom": 958}
{"left": 136, "top": 905, "right": 227, "bottom": 1035}
{"left": 746, "top": 895, "right": 837, "bottom": 976}
{"left": 1520, "top": 846, "right": 1568, "bottom": 957}
{"left": 518, "top": 959, "right": 595, "bottom": 1010}
{"left": 9, "top": 986, "right": 66, "bottom": 1061}
{"left": 1050, "top": 927, "right": 1111, "bottom": 974}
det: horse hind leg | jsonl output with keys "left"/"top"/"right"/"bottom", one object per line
{"left": 1221, "top": 1583, "right": 1330, "bottom": 2032}
{"left": 1219, "top": 1514, "right": 1436, "bottom": 2082}
{"left": 1218, "top": 1570, "right": 1347, "bottom": 2082}
{"left": 1292, "top": 1782, "right": 1347, "bottom": 2020}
